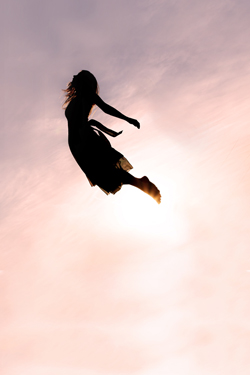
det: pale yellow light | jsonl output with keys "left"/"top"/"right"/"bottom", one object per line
{"left": 113, "top": 175, "right": 189, "bottom": 245}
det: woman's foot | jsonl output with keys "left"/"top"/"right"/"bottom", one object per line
{"left": 140, "top": 176, "right": 161, "bottom": 204}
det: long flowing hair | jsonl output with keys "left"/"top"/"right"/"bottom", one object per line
{"left": 63, "top": 70, "right": 99, "bottom": 110}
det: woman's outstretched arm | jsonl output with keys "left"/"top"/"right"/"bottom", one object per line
{"left": 94, "top": 94, "right": 140, "bottom": 129}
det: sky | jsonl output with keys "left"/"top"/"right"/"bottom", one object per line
{"left": 1, "top": 0, "right": 250, "bottom": 374}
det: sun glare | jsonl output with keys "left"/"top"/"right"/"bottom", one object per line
{"left": 113, "top": 176, "right": 189, "bottom": 245}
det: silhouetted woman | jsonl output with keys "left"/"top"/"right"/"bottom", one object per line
{"left": 64, "top": 70, "right": 161, "bottom": 203}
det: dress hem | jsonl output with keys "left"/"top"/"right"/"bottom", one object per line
{"left": 87, "top": 156, "right": 133, "bottom": 195}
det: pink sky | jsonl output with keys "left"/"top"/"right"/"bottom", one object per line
{"left": 1, "top": 0, "right": 250, "bottom": 374}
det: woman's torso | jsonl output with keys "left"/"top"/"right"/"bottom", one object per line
{"left": 65, "top": 96, "right": 94, "bottom": 146}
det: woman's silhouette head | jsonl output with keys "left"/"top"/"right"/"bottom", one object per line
{"left": 63, "top": 70, "right": 99, "bottom": 108}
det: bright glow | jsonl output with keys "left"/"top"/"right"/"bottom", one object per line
{"left": 113, "top": 176, "right": 189, "bottom": 245}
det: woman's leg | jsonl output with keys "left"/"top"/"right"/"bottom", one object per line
{"left": 121, "top": 171, "right": 161, "bottom": 204}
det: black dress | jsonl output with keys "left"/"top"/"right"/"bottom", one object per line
{"left": 65, "top": 96, "right": 133, "bottom": 194}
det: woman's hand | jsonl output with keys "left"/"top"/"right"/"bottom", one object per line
{"left": 128, "top": 118, "right": 140, "bottom": 129}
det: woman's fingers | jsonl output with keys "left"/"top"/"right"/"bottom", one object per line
{"left": 135, "top": 121, "right": 140, "bottom": 129}
{"left": 131, "top": 119, "right": 140, "bottom": 128}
